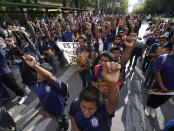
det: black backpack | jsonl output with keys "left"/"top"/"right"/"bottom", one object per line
{"left": 0, "top": 107, "right": 16, "bottom": 131}
{"left": 72, "top": 100, "right": 111, "bottom": 131}
{"left": 60, "top": 82, "right": 69, "bottom": 101}
{"left": 19, "top": 61, "right": 38, "bottom": 87}
{"left": 52, "top": 80, "right": 69, "bottom": 102}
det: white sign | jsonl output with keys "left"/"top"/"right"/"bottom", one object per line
{"left": 115, "top": 2, "right": 120, "bottom": 7}
{"left": 56, "top": 42, "right": 79, "bottom": 64}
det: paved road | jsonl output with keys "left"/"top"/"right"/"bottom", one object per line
{"left": 2, "top": 21, "right": 174, "bottom": 131}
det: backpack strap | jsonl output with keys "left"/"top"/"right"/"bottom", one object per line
{"left": 51, "top": 79, "right": 69, "bottom": 101}
{"left": 52, "top": 78, "right": 62, "bottom": 94}
{"left": 94, "top": 65, "right": 100, "bottom": 79}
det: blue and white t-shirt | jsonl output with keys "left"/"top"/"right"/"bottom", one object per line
{"left": 153, "top": 54, "right": 174, "bottom": 90}
{"left": 69, "top": 99, "right": 111, "bottom": 131}
{"left": 36, "top": 78, "right": 66, "bottom": 117}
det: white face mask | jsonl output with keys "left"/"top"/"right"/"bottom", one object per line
{"left": 15, "top": 59, "right": 23, "bottom": 64}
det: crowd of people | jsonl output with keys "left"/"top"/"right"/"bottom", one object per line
{"left": 0, "top": 14, "right": 174, "bottom": 131}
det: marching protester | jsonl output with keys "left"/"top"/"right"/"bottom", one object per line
{"left": 63, "top": 19, "right": 73, "bottom": 42}
{"left": 142, "top": 29, "right": 160, "bottom": 72}
{"left": 90, "top": 33, "right": 137, "bottom": 96}
{"left": 145, "top": 44, "right": 174, "bottom": 118}
{"left": 5, "top": 37, "right": 38, "bottom": 95}
{"left": 23, "top": 55, "right": 68, "bottom": 130}
{"left": 40, "top": 36, "right": 57, "bottom": 75}
{"left": 143, "top": 34, "right": 169, "bottom": 89}
{"left": 0, "top": 46, "right": 27, "bottom": 104}
{"left": 76, "top": 35, "right": 91, "bottom": 88}
{"left": 69, "top": 62, "right": 121, "bottom": 131}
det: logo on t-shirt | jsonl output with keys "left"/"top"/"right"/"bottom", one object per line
{"left": 46, "top": 86, "right": 51, "bottom": 92}
{"left": 90, "top": 117, "right": 99, "bottom": 127}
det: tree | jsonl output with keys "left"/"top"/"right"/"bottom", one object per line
{"left": 133, "top": 0, "right": 174, "bottom": 16}
{"left": 6, "top": 7, "right": 22, "bottom": 20}
{"left": 0, "top": 7, "right": 7, "bottom": 20}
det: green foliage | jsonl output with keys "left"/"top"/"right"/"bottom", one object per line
{"left": 86, "top": 0, "right": 128, "bottom": 14}
{"left": 6, "top": 7, "right": 22, "bottom": 19}
{"left": 28, "top": 8, "right": 46, "bottom": 18}
{"left": 133, "top": 0, "right": 174, "bottom": 15}
{"left": 133, "top": 2, "right": 145, "bottom": 13}
{"left": 0, "top": 8, "right": 7, "bottom": 19}
{"left": 0, "top": 7, "right": 7, "bottom": 20}
{"left": 118, "top": 0, "right": 128, "bottom": 14}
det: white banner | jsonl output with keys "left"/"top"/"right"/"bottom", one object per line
{"left": 56, "top": 42, "right": 79, "bottom": 64}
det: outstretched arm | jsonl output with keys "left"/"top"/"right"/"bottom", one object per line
{"left": 118, "top": 33, "right": 137, "bottom": 66}
{"left": 102, "top": 62, "right": 121, "bottom": 115}
{"left": 23, "top": 55, "right": 57, "bottom": 87}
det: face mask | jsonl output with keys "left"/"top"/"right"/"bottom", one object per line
{"left": 15, "top": 59, "right": 23, "bottom": 64}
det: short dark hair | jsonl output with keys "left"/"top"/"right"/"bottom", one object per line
{"left": 42, "top": 36, "right": 48, "bottom": 42}
{"left": 79, "top": 86, "right": 100, "bottom": 108}
{"left": 99, "top": 51, "right": 114, "bottom": 62}
{"left": 115, "top": 35, "right": 122, "bottom": 39}
{"left": 79, "top": 35, "right": 87, "bottom": 42}
{"left": 110, "top": 46, "right": 121, "bottom": 52}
